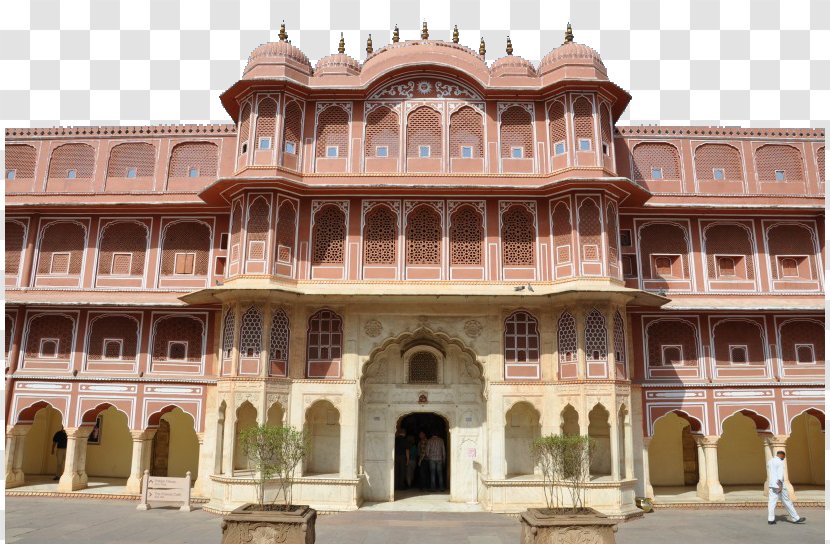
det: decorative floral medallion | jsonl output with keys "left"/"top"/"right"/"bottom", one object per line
{"left": 417, "top": 81, "right": 433, "bottom": 94}
{"left": 464, "top": 319, "right": 483, "bottom": 338}
{"left": 364, "top": 319, "right": 383, "bottom": 337}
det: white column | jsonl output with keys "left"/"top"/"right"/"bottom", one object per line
{"left": 610, "top": 413, "right": 620, "bottom": 480}
{"left": 642, "top": 437, "right": 654, "bottom": 498}
{"left": 575, "top": 308, "right": 586, "bottom": 380}
{"left": 260, "top": 304, "right": 273, "bottom": 378}
{"left": 623, "top": 413, "right": 634, "bottom": 480}
{"left": 694, "top": 436, "right": 708, "bottom": 499}
{"left": 699, "top": 436, "right": 725, "bottom": 501}
{"left": 192, "top": 432, "right": 205, "bottom": 495}
{"left": 222, "top": 403, "right": 235, "bottom": 475}
{"left": 57, "top": 427, "right": 92, "bottom": 492}
{"left": 230, "top": 304, "right": 242, "bottom": 376}
{"left": 126, "top": 430, "right": 155, "bottom": 494}
{"left": 761, "top": 434, "right": 773, "bottom": 494}
{"left": 5, "top": 425, "right": 31, "bottom": 488}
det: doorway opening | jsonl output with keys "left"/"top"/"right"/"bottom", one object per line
{"left": 395, "top": 413, "right": 449, "bottom": 498}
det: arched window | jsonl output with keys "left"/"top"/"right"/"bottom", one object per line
{"left": 585, "top": 309, "right": 607, "bottom": 361}
{"left": 48, "top": 143, "right": 95, "bottom": 179}
{"left": 407, "top": 107, "right": 442, "bottom": 159}
{"left": 5, "top": 144, "right": 37, "bottom": 179}
{"left": 87, "top": 315, "right": 139, "bottom": 362}
{"left": 779, "top": 320, "right": 823, "bottom": 365}
{"left": 712, "top": 319, "right": 765, "bottom": 366}
{"left": 703, "top": 223, "right": 754, "bottom": 281}
{"left": 229, "top": 200, "right": 244, "bottom": 265}
{"left": 638, "top": 223, "right": 690, "bottom": 280}
{"left": 694, "top": 144, "right": 743, "bottom": 181}
{"left": 269, "top": 307, "right": 290, "bottom": 376}
{"left": 152, "top": 315, "right": 204, "bottom": 364}
{"left": 766, "top": 223, "right": 817, "bottom": 281}
{"left": 558, "top": 312, "right": 577, "bottom": 363}
{"left": 246, "top": 197, "right": 271, "bottom": 262}
{"left": 97, "top": 221, "right": 148, "bottom": 276}
{"left": 551, "top": 201, "right": 573, "bottom": 266}
{"left": 363, "top": 205, "right": 397, "bottom": 265}
{"left": 646, "top": 319, "right": 698, "bottom": 366}
{"left": 614, "top": 311, "right": 626, "bottom": 378}
{"left": 222, "top": 310, "right": 235, "bottom": 360}
{"left": 500, "top": 105, "right": 534, "bottom": 159}
{"left": 605, "top": 202, "right": 620, "bottom": 269}
{"left": 599, "top": 103, "right": 612, "bottom": 156}
{"left": 449, "top": 106, "right": 483, "bottom": 158}
{"left": 255, "top": 98, "right": 278, "bottom": 149}
{"left": 160, "top": 221, "right": 211, "bottom": 276}
{"left": 754, "top": 144, "right": 804, "bottom": 182}
{"left": 239, "top": 306, "right": 262, "bottom": 358}
{"left": 578, "top": 198, "right": 602, "bottom": 263}
{"left": 408, "top": 351, "right": 438, "bottom": 384}
{"left": 311, "top": 205, "right": 346, "bottom": 265}
{"left": 449, "top": 205, "right": 483, "bottom": 266}
{"left": 818, "top": 147, "right": 825, "bottom": 183}
{"left": 548, "top": 101, "right": 567, "bottom": 156}
{"left": 316, "top": 105, "right": 350, "bottom": 158}
{"left": 501, "top": 205, "right": 535, "bottom": 266}
{"left": 572, "top": 97, "right": 595, "bottom": 152}
{"left": 281, "top": 100, "right": 304, "bottom": 166}
{"left": 365, "top": 106, "right": 399, "bottom": 159}
{"left": 406, "top": 205, "right": 442, "bottom": 265}
{"left": 631, "top": 142, "right": 681, "bottom": 181}
{"left": 168, "top": 142, "right": 219, "bottom": 179}
{"left": 237, "top": 103, "right": 252, "bottom": 156}
{"left": 24, "top": 314, "right": 75, "bottom": 360}
{"left": 504, "top": 311, "right": 540, "bottom": 379}
{"left": 106, "top": 143, "right": 155, "bottom": 179}
{"left": 306, "top": 309, "right": 343, "bottom": 378}
{"left": 275, "top": 201, "right": 297, "bottom": 265}
{"left": 37, "top": 221, "right": 86, "bottom": 276}
{"left": 5, "top": 220, "right": 25, "bottom": 279}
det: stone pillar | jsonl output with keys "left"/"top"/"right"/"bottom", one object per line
{"left": 230, "top": 304, "right": 242, "bottom": 376}
{"left": 761, "top": 434, "right": 773, "bottom": 493}
{"left": 698, "top": 436, "right": 725, "bottom": 501}
{"left": 57, "top": 427, "right": 92, "bottom": 492}
{"left": 605, "top": 306, "right": 617, "bottom": 380}
{"left": 623, "top": 412, "right": 634, "bottom": 480}
{"left": 5, "top": 425, "right": 31, "bottom": 488}
{"left": 193, "top": 433, "right": 205, "bottom": 495}
{"left": 769, "top": 435, "right": 796, "bottom": 499}
{"left": 126, "top": 430, "right": 155, "bottom": 494}
{"left": 693, "top": 436, "right": 708, "bottom": 499}
{"left": 610, "top": 413, "right": 620, "bottom": 480}
{"left": 574, "top": 308, "right": 586, "bottom": 381}
{"left": 222, "top": 401, "right": 236, "bottom": 475}
{"left": 641, "top": 437, "right": 654, "bottom": 498}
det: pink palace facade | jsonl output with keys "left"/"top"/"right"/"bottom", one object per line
{"left": 4, "top": 26, "right": 825, "bottom": 515}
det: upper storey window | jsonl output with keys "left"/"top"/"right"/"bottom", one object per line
{"left": 754, "top": 144, "right": 804, "bottom": 183}
{"left": 326, "top": 146, "right": 339, "bottom": 158}
{"left": 651, "top": 167, "right": 663, "bottom": 180}
{"left": 407, "top": 106, "right": 442, "bottom": 160}
{"left": 499, "top": 105, "right": 534, "bottom": 160}
{"left": 255, "top": 97, "right": 277, "bottom": 150}
{"left": 285, "top": 142, "right": 296, "bottom": 154}
{"left": 258, "top": 137, "right": 272, "bottom": 150}
{"left": 282, "top": 100, "right": 304, "bottom": 169}
{"left": 376, "top": 146, "right": 389, "bottom": 157}
{"left": 5, "top": 144, "right": 37, "bottom": 181}
{"left": 189, "top": 166, "right": 199, "bottom": 177}
{"left": 419, "top": 145, "right": 431, "bottom": 158}
{"left": 67, "top": 169, "right": 77, "bottom": 178}
{"left": 572, "top": 97, "right": 595, "bottom": 153}
{"left": 316, "top": 104, "right": 350, "bottom": 160}
{"left": 168, "top": 142, "right": 219, "bottom": 181}
{"left": 554, "top": 142, "right": 565, "bottom": 155}
{"left": 107, "top": 143, "right": 155, "bottom": 180}
{"left": 632, "top": 143, "right": 681, "bottom": 184}
{"left": 449, "top": 106, "right": 484, "bottom": 161}
{"left": 579, "top": 139, "right": 591, "bottom": 152}
{"left": 365, "top": 106, "right": 400, "bottom": 160}
{"left": 694, "top": 143, "right": 743, "bottom": 182}
{"left": 48, "top": 143, "right": 95, "bottom": 182}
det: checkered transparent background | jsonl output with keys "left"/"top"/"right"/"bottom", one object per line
{"left": 0, "top": 1, "right": 828, "bottom": 539}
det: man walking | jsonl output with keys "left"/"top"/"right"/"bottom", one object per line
{"left": 51, "top": 426, "right": 68, "bottom": 481}
{"left": 767, "top": 450, "right": 805, "bottom": 525}
{"left": 425, "top": 429, "right": 446, "bottom": 492}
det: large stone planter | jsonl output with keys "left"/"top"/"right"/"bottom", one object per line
{"left": 221, "top": 504, "right": 316, "bottom": 544}
{"left": 519, "top": 507, "right": 618, "bottom": 544}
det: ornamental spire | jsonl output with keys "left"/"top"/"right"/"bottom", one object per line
{"left": 421, "top": 20, "right": 429, "bottom": 40}
{"left": 479, "top": 36, "right": 486, "bottom": 57}
{"left": 337, "top": 32, "right": 345, "bottom": 54}
{"left": 366, "top": 34, "right": 373, "bottom": 54}
{"left": 278, "top": 21, "right": 288, "bottom": 42}
{"left": 452, "top": 25, "right": 459, "bottom": 43}
{"left": 506, "top": 35, "right": 513, "bottom": 55}
{"left": 392, "top": 24, "right": 400, "bottom": 43}
{"left": 564, "top": 22, "right": 574, "bottom": 44}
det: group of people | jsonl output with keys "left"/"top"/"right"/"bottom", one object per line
{"left": 395, "top": 427, "right": 446, "bottom": 493}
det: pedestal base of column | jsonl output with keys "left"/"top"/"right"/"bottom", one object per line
{"left": 644, "top": 482, "right": 654, "bottom": 499}
{"left": 5, "top": 471, "right": 25, "bottom": 489}
{"left": 125, "top": 474, "right": 142, "bottom": 494}
{"left": 57, "top": 472, "right": 88, "bottom": 492}
{"left": 698, "top": 482, "right": 725, "bottom": 501}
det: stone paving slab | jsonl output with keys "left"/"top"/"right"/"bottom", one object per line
{"left": 6, "top": 497, "right": 824, "bottom": 544}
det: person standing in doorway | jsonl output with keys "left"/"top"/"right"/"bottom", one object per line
{"left": 405, "top": 433, "right": 418, "bottom": 489}
{"left": 417, "top": 430, "right": 429, "bottom": 491}
{"left": 767, "top": 450, "right": 806, "bottom": 525}
{"left": 51, "top": 426, "right": 68, "bottom": 481}
{"left": 394, "top": 427, "right": 408, "bottom": 489}
{"left": 425, "top": 429, "right": 446, "bottom": 492}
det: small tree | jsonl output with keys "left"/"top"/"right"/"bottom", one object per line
{"left": 239, "top": 424, "right": 310, "bottom": 509}
{"left": 532, "top": 434, "right": 595, "bottom": 514}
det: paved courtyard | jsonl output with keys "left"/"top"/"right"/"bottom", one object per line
{"left": 6, "top": 497, "right": 824, "bottom": 544}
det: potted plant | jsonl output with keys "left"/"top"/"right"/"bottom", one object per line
{"left": 221, "top": 424, "right": 315, "bottom": 544}
{"left": 521, "top": 434, "right": 619, "bottom": 544}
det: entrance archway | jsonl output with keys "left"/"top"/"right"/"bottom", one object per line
{"left": 20, "top": 404, "right": 64, "bottom": 483}
{"left": 395, "top": 413, "right": 449, "bottom": 496}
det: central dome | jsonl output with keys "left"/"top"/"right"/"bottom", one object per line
{"left": 490, "top": 55, "right": 537, "bottom": 78}
{"left": 243, "top": 38, "right": 312, "bottom": 78}
{"left": 315, "top": 53, "right": 361, "bottom": 76}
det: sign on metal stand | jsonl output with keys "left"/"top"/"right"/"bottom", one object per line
{"left": 137, "top": 470, "right": 193, "bottom": 512}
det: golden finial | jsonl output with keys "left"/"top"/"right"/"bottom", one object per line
{"left": 337, "top": 32, "right": 345, "bottom": 54}
{"left": 564, "top": 22, "right": 574, "bottom": 44}
{"left": 479, "top": 36, "right": 486, "bottom": 57}
{"left": 392, "top": 24, "right": 400, "bottom": 43}
{"left": 452, "top": 25, "right": 459, "bottom": 43}
{"left": 366, "top": 34, "right": 373, "bottom": 54}
{"left": 278, "top": 21, "right": 288, "bottom": 42}
{"left": 506, "top": 35, "right": 513, "bottom": 55}
{"left": 421, "top": 20, "right": 429, "bottom": 40}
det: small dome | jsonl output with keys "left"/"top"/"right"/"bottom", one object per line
{"left": 314, "top": 53, "right": 361, "bottom": 76}
{"left": 243, "top": 41, "right": 313, "bottom": 77}
{"left": 539, "top": 42, "right": 605, "bottom": 75}
{"left": 490, "top": 55, "right": 536, "bottom": 78}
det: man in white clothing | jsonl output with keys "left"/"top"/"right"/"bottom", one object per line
{"left": 767, "top": 451, "right": 805, "bottom": 525}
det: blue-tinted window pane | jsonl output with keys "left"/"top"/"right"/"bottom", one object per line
{"left": 376, "top": 146, "right": 388, "bottom": 157}
{"left": 775, "top": 170, "right": 785, "bottom": 181}
{"left": 511, "top": 147, "right": 523, "bottom": 158}
{"left": 126, "top": 167, "right": 137, "bottom": 178}
{"left": 67, "top": 169, "right": 77, "bottom": 179}
{"left": 419, "top": 146, "right": 430, "bottom": 158}
{"left": 554, "top": 142, "right": 565, "bottom": 155}
{"left": 651, "top": 167, "right": 663, "bottom": 180}
{"left": 461, "top": 146, "right": 473, "bottom": 158}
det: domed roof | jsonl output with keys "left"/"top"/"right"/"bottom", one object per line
{"left": 315, "top": 53, "right": 361, "bottom": 76}
{"left": 243, "top": 39, "right": 312, "bottom": 77}
{"left": 490, "top": 55, "right": 537, "bottom": 78}
{"left": 538, "top": 24, "right": 606, "bottom": 78}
